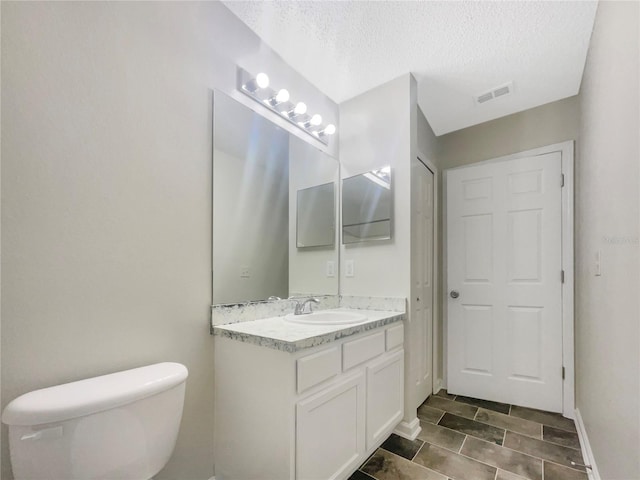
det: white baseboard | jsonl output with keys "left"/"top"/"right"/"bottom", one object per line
{"left": 574, "top": 408, "right": 601, "bottom": 480}
{"left": 393, "top": 417, "right": 421, "bottom": 440}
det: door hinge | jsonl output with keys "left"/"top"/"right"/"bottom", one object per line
{"left": 561, "top": 174, "right": 565, "bottom": 187}
{"left": 561, "top": 270, "right": 565, "bottom": 283}
{"left": 562, "top": 366, "right": 565, "bottom": 380}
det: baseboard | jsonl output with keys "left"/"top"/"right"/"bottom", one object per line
{"left": 574, "top": 408, "right": 601, "bottom": 480}
{"left": 393, "top": 417, "right": 421, "bottom": 440}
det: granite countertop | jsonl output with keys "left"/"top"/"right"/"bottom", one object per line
{"left": 212, "top": 308, "right": 405, "bottom": 353}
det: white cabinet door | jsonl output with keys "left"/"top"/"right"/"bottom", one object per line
{"left": 296, "top": 373, "right": 365, "bottom": 480}
{"left": 446, "top": 153, "right": 563, "bottom": 412}
{"left": 366, "top": 349, "right": 404, "bottom": 450}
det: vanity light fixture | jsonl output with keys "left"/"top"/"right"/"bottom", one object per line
{"left": 313, "top": 124, "right": 336, "bottom": 138}
{"left": 242, "top": 72, "right": 269, "bottom": 93}
{"left": 237, "top": 67, "right": 335, "bottom": 145}
{"left": 286, "top": 102, "right": 307, "bottom": 118}
{"left": 265, "top": 89, "right": 290, "bottom": 107}
{"left": 299, "top": 113, "right": 322, "bottom": 129}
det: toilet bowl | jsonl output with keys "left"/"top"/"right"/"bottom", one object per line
{"left": 2, "top": 362, "right": 188, "bottom": 480}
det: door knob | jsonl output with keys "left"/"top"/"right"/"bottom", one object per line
{"left": 450, "top": 290, "right": 460, "bottom": 299}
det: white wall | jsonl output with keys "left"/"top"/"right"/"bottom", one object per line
{"left": 0, "top": 2, "right": 337, "bottom": 479}
{"left": 575, "top": 2, "right": 640, "bottom": 478}
{"left": 340, "top": 74, "right": 442, "bottom": 427}
{"left": 339, "top": 75, "right": 413, "bottom": 298}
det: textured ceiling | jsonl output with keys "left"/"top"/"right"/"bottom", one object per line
{"left": 222, "top": 1, "right": 597, "bottom": 135}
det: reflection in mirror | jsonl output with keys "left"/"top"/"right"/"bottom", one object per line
{"left": 212, "top": 90, "right": 339, "bottom": 305}
{"left": 296, "top": 183, "right": 335, "bottom": 248}
{"left": 342, "top": 166, "right": 392, "bottom": 244}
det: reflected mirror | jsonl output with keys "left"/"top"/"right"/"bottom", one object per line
{"left": 342, "top": 166, "right": 393, "bottom": 244}
{"left": 296, "top": 183, "right": 335, "bottom": 248}
{"left": 213, "top": 90, "right": 339, "bottom": 304}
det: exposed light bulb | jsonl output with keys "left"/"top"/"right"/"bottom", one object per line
{"left": 275, "top": 89, "right": 290, "bottom": 103}
{"left": 265, "top": 88, "right": 290, "bottom": 107}
{"left": 310, "top": 114, "right": 322, "bottom": 126}
{"left": 294, "top": 102, "right": 307, "bottom": 115}
{"left": 256, "top": 73, "right": 269, "bottom": 89}
{"left": 324, "top": 124, "right": 336, "bottom": 135}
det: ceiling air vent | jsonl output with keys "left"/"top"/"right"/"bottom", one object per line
{"left": 475, "top": 82, "right": 514, "bottom": 105}
{"left": 477, "top": 92, "right": 494, "bottom": 104}
{"left": 493, "top": 84, "right": 511, "bottom": 98}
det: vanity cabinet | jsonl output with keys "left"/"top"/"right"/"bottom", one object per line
{"left": 296, "top": 372, "right": 365, "bottom": 479}
{"left": 214, "top": 322, "right": 404, "bottom": 480}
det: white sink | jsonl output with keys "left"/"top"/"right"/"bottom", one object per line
{"left": 284, "top": 310, "right": 368, "bottom": 325}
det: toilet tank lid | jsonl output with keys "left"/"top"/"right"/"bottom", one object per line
{"left": 2, "top": 362, "right": 188, "bottom": 426}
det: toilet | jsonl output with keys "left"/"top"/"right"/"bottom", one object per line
{"left": 2, "top": 362, "right": 188, "bottom": 480}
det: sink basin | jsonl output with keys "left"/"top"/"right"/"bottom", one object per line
{"left": 284, "top": 310, "right": 368, "bottom": 325}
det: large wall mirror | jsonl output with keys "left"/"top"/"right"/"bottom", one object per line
{"left": 296, "top": 182, "right": 335, "bottom": 248}
{"left": 212, "top": 91, "right": 339, "bottom": 304}
{"left": 342, "top": 166, "right": 393, "bottom": 244}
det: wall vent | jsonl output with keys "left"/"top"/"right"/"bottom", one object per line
{"left": 475, "top": 82, "right": 514, "bottom": 105}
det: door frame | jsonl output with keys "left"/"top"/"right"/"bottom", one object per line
{"left": 416, "top": 154, "right": 440, "bottom": 401}
{"left": 442, "top": 141, "right": 575, "bottom": 418}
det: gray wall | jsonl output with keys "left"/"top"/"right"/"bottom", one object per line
{"left": 1, "top": 2, "right": 336, "bottom": 479}
{"left": 438, "top": 96, "right": 579, "bottom": 169}
{"left": 575, "top": 2, "right": 640, "bottom": 478}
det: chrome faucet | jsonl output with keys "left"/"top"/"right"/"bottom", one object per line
{"left": 293, "top": 298, "right": 320, "bottom": 315}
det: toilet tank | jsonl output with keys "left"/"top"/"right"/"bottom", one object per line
{"left": 2, "top": 362, "right": 188, "bottom": 480}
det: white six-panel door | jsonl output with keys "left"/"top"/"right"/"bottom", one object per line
{"left": 446, "top": 152, "right": 563, "bottom": 412}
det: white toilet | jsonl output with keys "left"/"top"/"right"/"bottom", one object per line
{"left": 2, "top": 362, "right": 188, "bottom": 480}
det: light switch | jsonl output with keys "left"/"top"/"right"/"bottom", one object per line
{"left": 240, "top": 266, "right": 250, "bottom": 278}
{"left": 345, "top": 259, "right": 355, "bottom": 278}
{"left": 326, "top": 261, "right": 335, "bottom": 278}
{"left": 595, "top": 251, "right": 601, "bottom": 276}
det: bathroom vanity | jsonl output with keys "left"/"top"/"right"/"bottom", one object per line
{"left": 213, "top": 308, "right": 405, "bottom": 480}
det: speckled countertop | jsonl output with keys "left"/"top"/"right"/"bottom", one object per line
{"left": 213, "top": 308, "right": 405, "bottom": 352}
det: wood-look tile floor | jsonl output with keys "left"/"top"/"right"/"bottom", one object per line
{"left": 350, "top": 390, "right": 588, "bottom": 480}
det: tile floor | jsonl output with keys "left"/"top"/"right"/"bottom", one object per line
{"left": 350, "top": 390, "right": 588, "bottom": 480}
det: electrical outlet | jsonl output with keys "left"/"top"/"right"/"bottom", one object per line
{"left": 326, "top": 261, "right": 335, "bottom": 278}
{"left": 345, "top": 259, "right": 355, "bottom": 278}
{"left": 240, "top": 266, "right": 250, "bottom": 278}
{"left": 595, "top": 251, "right": 601, "bottom": 276}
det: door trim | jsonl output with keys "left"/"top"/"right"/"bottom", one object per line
{"left": 443, "top": 141, "right": 575, "bottom": 418}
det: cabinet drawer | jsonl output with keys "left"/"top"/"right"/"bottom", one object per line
{"left": 386, "top": 324, "right": 404, "bottom": 351}
{"left": 343, "top": 331, "right": 385, "bottom": 371}
{"left": 297, "top": 346, "right": 341, "bottom": 394}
